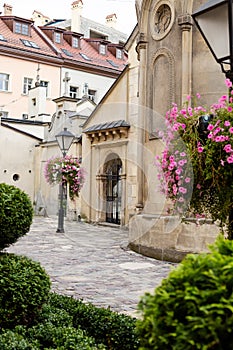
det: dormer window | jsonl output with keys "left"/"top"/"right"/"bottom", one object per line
{"left": 54, "top": 32, "right": 61, "bottom": 43}
{"left": 0, "top": 34, "right": 7, "bottom": 42}
{"left": 73, "top": 36, "right": 79, "bottom": 48}
{"left": 99, "top": 44, "right": 106, "bottom": 55}
{"left": 116, "top": 48, "right": 122, "bottom": 59}
{"left": 15, "top": 22, "right": 29, "bottom": 35}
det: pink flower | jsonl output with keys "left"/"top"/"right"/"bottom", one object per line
{"left": 228, "top": 106, "right": 233, "bottom": 112}
{"left": 196, "top": 184, "right": 201, "bottom": 189}
{"left": 196, "top": 93, "right": 201, "bottom": 99}
{"left": 172, "top": 123, "right": 180, "bottom": 131}
{"left": 214, "top": 136, "right": 225, "bottom": 142}
{"left": 220, "top": 160, "right": 225, "bottom": 166}
{"left": 227, "top": 156, "right": 233, "bottom": 164}
{"left": 229, "top": 127, "right": 233, "bottom": 133}
{"left": 213, "top": 127, "right": 221, "bottom": 135}
{"left": 197, "top": 146, "right": 204, "bottom": 153}
{"left": 185, "top": 177, "right": 191, "bottom": 183}
{"left": 207, "top": 124, "right": 214, "bottom": 131}
{"left": 225, "top": 78, "right": 232, "bottom": 88}
{"left": 219, "top": 95, "right": 227, "bottom": 102}
{"left": 224, "top": 121, "right": 231, "bottom": 127}
{"left": 223, "top": 144, "right": 233, "bottom": 153}
{"left": 179, "top": 187, "right": 187, "bottom": 194}
{"left": 175, "top": 169, "right": 182, "bottom": 175}
{"left": 178, "top": 160, "right": 186, "bottom": 166}
{"left": 180, "top": 152, "right": 186, "bottom": 157}
{"left": 173, "top": 184, "right": 178, "bottom": 195}
{"left": 180, "top": 109, "right": 187, "bottom": 116}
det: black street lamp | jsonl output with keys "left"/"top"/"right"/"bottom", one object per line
{"left": 55, "top": 127, "right": 75, "bottom": 233}
{"left": 192, "top": 0, "right": 233, "bottom": 238}
{"left": 192, "top": 0, "right": 233, "bottom": 82}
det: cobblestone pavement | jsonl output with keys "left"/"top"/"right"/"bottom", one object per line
{"left": 6, "top": 216, "right": 176, "bottom": 316}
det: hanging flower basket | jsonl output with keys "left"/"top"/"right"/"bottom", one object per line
{"left": 156, "top": 79, "right": 233, "bottom": 237}
{"left": 44, "top": 155, "right": 85, "bottom": 200}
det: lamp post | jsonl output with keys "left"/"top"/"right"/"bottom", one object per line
{"left": 192, "top": 0, "right": 233, "bottom": 238}
{"left": 55, "top": 127, "right": 75, "bottom": 233}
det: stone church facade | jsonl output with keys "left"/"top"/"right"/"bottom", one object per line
{"left": 80, "top": 0, "right": 229, "bottom": 261}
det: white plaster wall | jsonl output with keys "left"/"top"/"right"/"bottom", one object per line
{"left": 61, "top": 68, "right": 116, "bottom": 105}
{"left": 0, "top": 125, "right": 37, "bottom": 200}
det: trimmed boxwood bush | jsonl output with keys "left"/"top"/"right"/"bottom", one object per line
{"left": 0, "top": 253, "right": 51, "bottom": 328}
{"left": 137, "top": 237, "right": 233, "bottom": 350}
{"left": 0, "top": 330, "right": 39, "bottom": 350}
{"left": 48, "top": 293, "right": 140, "bottom": 350}
{"left": 0, "top": 183, "right": 33, "bottom": 250}
{"left": 0, "top": 292, "right": 139, "bottom": 349}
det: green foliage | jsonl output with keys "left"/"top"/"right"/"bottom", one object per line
{"left": 0, "top": 253, "right": 51, "bottom": 328}
{"left": 0, "top": 293, "right": 139, "bottom": 349}
{"left": 137, "top": 237, "right": 233, "bottom": 350}
{"left": 0, "top": 329, "right": 39, "bottom": 350}
{"left": 0, "top": 183, "right": 33, "bottom": 250}
{"left": 49, "top": 293, "right": 140, "bottom": 350}
{"left": 26, "top": 323, "right": 106, "bottom": 349}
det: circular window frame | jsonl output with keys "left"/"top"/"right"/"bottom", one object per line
{"left": 150, "top": 0, "right": 175, "bottom": 41}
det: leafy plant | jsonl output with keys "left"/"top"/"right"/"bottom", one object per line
{"left": 49, "top": 293, "right": 140, "bottom": 350}
{"left": 0, "top": 253, "right": 51, "bottom": 328}
{"left": 44, "top": 155, "right": 85, "bottom": 200}
{"left": 137, "top": 237, "right": 233, "bottom": 350}
{"left": 0, "top": 293, "right": 139, "bottom": 349}
{"left": 156, "top": 79, "right": 233, "bottom": 238}
{"left": 0, "top": 330, "right": 39, "bottom": 350}
{"left": 0, "top": 183, "right": 33, "bottom": 250}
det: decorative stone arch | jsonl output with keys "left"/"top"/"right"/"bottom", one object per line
{"left": 95, "top": 151, "right": 126, "bottom": 225}
{"left": 148, "top": 47, "right": 175, "bottom": 136}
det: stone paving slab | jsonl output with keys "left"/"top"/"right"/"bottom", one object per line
{"left": 6, "top": 216, "right": 176, "bottom": 316}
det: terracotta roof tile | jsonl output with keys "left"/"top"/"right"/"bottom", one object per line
{"left": 55, "top": 36, "right": 127, "bottom": 71}
{"left": 0, "top": 16, "right": 58, "bottom": 57}
{"left": 0, "top": 16, "right": 127, "bottom": 73}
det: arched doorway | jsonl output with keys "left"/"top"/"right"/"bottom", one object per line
{"left": 105, "top": 157, "right": 122, "bottom": 225}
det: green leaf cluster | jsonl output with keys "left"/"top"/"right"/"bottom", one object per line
{"left": 0, "top": 183, "right": 33, "bottom": 250}
{"left": 0, "top": 293, "right": 139, "bottom": 349}
{"left": 137, "top": 237, "right": 233, "bottom": 349}
{"left": 0, "top": 253, "right": 51, "bottom": 328}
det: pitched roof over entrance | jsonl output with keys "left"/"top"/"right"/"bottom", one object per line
{"left": 83, "top": 119, "right": 130, "bottom": 133}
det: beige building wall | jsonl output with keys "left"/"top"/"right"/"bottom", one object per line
{"left": 80, "top": 27, "right": 140, "bottom": 225}
{"left": 0, "top": 123, "right": 38, "bottom": 200}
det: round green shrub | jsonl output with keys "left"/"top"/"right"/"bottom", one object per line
{"left": 137, "top": 237, "right": 233, "bottom": 350}
{"left": 0, "top": 253, "right": 51, "bottom": 328}
{"left": 0, "top": 183, "right": 33, "bottom": 250}
{"left": 0, "top": 329, "right": 39, "bottom": 350}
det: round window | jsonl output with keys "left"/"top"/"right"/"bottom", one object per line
{"left": 150, "top": 1, "right": 174, "bottom": 41}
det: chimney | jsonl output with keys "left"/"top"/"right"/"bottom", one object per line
{"left": 106, "top": 13, "right": 117, "bottom": 29}
{"left": 3, "top": 3, "right": 12, "bottom": 16}
{"left": 71, "top": 0, "right": 83, "bottom": 33}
